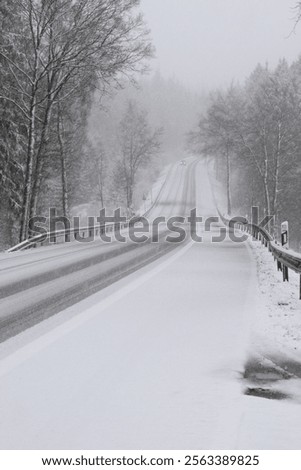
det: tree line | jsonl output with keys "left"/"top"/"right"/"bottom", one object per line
{"left": 191, "top": 58, "right": 301, "bottom": 251}
{"left": 0, "top": 0, "right": 157, "bottom": 247}
{"left": 86, "top": 73, "right": 206, "bottom": 217}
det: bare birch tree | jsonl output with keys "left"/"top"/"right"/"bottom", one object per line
{"left": 0, "top": 0, "right": 153, "bottom": 241}
{"left": 115, "top": 100, "right": 162, "bottom": 214}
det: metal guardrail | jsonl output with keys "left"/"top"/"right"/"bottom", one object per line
{"left": 7, "top": 168, "right": 171, "bottom": 254}
{"left": 219, "top": 211, "right": 301, "bottom": 299}
{"left": 6, "top": 220, "right": 131, "bottom": 253}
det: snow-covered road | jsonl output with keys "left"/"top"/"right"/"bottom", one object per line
{"left": 0, "top": 159, "right": 197, "bottom": 341}
{"left": 0, "top": 160, "right": 301, "bottom": 449}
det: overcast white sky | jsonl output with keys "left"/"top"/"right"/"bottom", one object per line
{"left": 140, "top": 0, "right": 301, "bottom": 91}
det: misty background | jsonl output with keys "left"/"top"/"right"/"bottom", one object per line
{"left": 1, "top": 0, "right": 301, "bottom": 250}
{"left": 141, "top": 0, "right": 301, "bottom": 90}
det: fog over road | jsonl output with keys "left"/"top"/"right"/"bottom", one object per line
{"left": 0, "top": 159, "right": 301, "bottom": 449}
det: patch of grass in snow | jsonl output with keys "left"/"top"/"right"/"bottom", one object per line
{"left": 243, "top": 357, "right": 296, "bottom": 400}
{"left": 244, "top": 387, "right": 290, "bottom": 400}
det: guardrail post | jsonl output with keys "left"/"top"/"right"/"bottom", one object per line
{"left": 277, "top": 261, "right": 282, "bottom": 271}
{"left": 282, "top": 265, "right": 289, "bottom": 282}
{"left": 251, "top": 206, "right": 259, "bottom": 240}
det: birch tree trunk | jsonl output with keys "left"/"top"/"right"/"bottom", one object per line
{"left": 57, "top": 104, "right": 69, "bottom": 218}
{"left": 19, "top": 87, "right": 37, "bottom": 241}
{"left": 29, "top": 98, "right": 54, "bottom": 219}
{"left": 225, "top": 142, "right": 231, "bottom": 215}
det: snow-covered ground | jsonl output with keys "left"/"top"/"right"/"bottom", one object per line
{"left": 248, "top": 239, "right": 301, "bottom": 361}
{"left": 0, "top": 159, "right": 300, "bottom": 450}
{"left": 136, "top": 164, "right": 171, "bottom": 216}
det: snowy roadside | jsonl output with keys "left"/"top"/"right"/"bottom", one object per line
{"left": 206, "top": 157, "right": 229, "bottom": 216}
{"left": 237, "top": 237, "right": 301, "bottom": 450}
{"left": 136, "top": 164, "right": 171, "bottom": 216}
{"left": 207, "top": 159, "right": 301, "bottom": 364}
{"left": 247, "top": 237, "right": 301, "bottom": 362}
